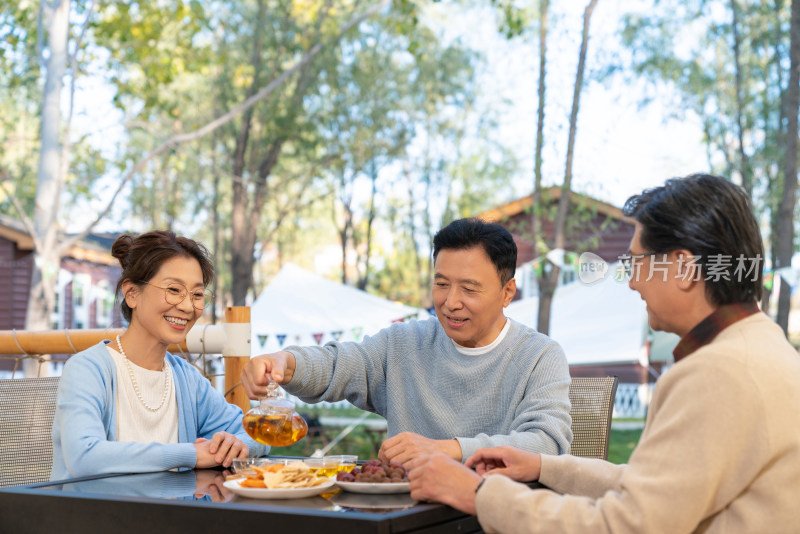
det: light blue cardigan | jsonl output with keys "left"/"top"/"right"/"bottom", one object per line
{"left": 50, "top": 341, "right": 267, "bottom": 480}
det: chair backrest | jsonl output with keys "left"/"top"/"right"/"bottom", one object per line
{"left": 568, "top": 376, "right": 619, "bottom": 460}
{"left": 0, "top": 377, "right": 61, "bottom": 488}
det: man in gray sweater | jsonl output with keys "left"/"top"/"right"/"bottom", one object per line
{"left": 242, "top": 218, "right": 572, "bottom": 465}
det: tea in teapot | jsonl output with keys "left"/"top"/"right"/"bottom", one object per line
{"left": 242, "top": 380, "right": 308, "bottom": 447}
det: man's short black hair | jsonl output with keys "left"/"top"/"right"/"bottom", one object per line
{"left": 623, "top": 173, "right": 763, "bottom": 305}
{"left": 432, "top": 218, "right": 517, "bottom": 286}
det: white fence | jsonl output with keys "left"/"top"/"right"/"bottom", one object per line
{"left": 291, "top": 382, "right": 651, "bottom": 420}
{"left": 613, "top": 383, "right": 650, "bottom": 419}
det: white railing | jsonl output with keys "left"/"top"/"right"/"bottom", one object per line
{"left": 290, "top": 396, "right": 352, "bottom": 410}
{"left": 291, "top": 383, "right": 652, "bottom": 420}
{"left": 613, "top": 382, "right": 651, "bottom": 419}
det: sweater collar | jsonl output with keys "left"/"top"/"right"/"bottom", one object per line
{"left": 673, "top": 301, "right": 760, "bottom": 362}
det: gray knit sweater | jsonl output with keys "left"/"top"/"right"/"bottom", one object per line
{"left": 285, "top": 317, "right": 572, "bottom": 460}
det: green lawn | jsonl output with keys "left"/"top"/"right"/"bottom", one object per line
{"left": 270, "top": 405, "right": 645, "bottom": 463}
{"left": 607, "top": 428, "right": 642, "bottom": 464}
{"left": 274, "top": 416, "right": 385, "bottom": 458}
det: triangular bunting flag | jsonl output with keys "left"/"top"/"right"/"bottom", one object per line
{"left": 257, "top": 334, "right": 268, "bottom": 348}
{"left": 312, "top": 332, "right": 324, "bottom": 344}
{"left": 276, "top": 334, "right": 287, "bottom": 347}
{"left": 391, "top": 317, "right": 403, "bottom": 323}
{"left": 331, "top": 330, "right": 343, "bottom": 341}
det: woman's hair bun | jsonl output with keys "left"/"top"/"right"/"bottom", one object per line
{"left": 110, "top": 234, "right": 135, "bottom": 269}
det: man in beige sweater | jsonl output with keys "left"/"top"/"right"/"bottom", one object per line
{"left": 408, "top": 174, "right": 800, "bottom": 533}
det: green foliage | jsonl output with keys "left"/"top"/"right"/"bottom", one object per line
{"left": 275, "top": 405, "right": 388, "bottom": 458}
{"left": 0, "top": 2, "right": 40, "bottom": 214}
{"left": 0, "top": 0, "right": 566, "bottom": 311}
{"left": 275, "top": 405, "right": 644, "bottom": 463}
{"left": 370, "top": 240, "right": 430, "bottom": 306}
{"left": 277, "top": 422, "right": 387, "bottom": 458}
{"left": 618, "top": 0, "right": 791, "bottom": 216}
{"left": 93, "top": 1, "right": 211, "bottom": 112}
{"left": 0, "top": 1, "right": 41, "bottom": 89}
{"left": 314, "top": 8, "right": 484, "bottom": 289}
{"left": 0, "top": 0, "right": 113, "bottom": 217}
{"left": 488, "top": 0, "right": 536, "bottom": 39}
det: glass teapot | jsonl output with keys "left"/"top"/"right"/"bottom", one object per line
{"left": 242, "top": 379, "right": 308, "bottom": 447}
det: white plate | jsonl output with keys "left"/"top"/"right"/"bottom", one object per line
{"left": 335, "top": 480, "right": 410, "bottom": 494}
{"left": 223, "top": 478, "right": 335, "bottom": 499}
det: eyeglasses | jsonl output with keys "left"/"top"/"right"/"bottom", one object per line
{"left": 146, "top": 282, "right": 214, "bottom": 310}
{"left": 619, "top": 250, "right": 657, "bottom": 278}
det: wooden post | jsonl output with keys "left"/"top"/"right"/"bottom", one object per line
{"left": 223, "top": 306, "right": 251, "bottom": 413}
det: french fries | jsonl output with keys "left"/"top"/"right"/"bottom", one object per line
{"left": 239, "top": 461, "right": 328, "bottom": 489}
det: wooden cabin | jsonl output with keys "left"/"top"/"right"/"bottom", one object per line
{"left": 477, "top": 188, "right": 675, "bottom": 400}
{"left": 0, "top": 215, "right": 122, "bottom": 374}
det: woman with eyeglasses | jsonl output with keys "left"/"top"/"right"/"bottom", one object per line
{"left": 51, "top": 231, "right": 266, "bottom": 480}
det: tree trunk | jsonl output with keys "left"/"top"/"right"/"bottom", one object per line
{"left": 229, "top": 15, "right": 323, "bottom": 304}
{"left": 730, "top": 0, "right": 752, "bottom": 197}
{"left": 229, "top": 142, "right": 255, "bottom": 305}
{"left": 404, "top": 161, "right": 427, "bottom": 306}
{"left": 227, "top": 0, "right": 267, "bottom": 307}
{"left": 764, "top": 0, "right": 787, "bottom": 318}
{"left": 420, "top": 125, "right": 435, "bottom": 306}
{"left": 340, "top": 198, "right": 352, "bottom": 285}
{"left": 776, "top": 0, "right": 800, "bottom": 334}
{"left": 24, "top": 0, "right": 70, "bottom": 377}
{"left": 357, "top": 158, "right": 379, "bottom": 290}
{"left": 531, "top": 0, "right": 549, "bottom": 249}
{"left": 537, "top": 266, "right": 558, "bottom": 334}
{"left": 537, "top": 0, "right": 598, "bottom": 334}
{"left": 229, "top": 205, "right": 258, "bottom": 305}
{"left": 230, "top": 138, "right": 284, "bottom": 305}
{"left": 210, "top": 130, "right": 221, "bottom": 324}
{"left": 530, "top": 0, "right": 548, "bottom": 312}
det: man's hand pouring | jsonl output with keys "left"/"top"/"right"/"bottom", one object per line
{"left": 241, "top": 351, "right": 296, "bottom": 399}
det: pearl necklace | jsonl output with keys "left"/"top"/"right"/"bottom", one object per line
{"left": 116, "top": 334, "right": 171, "bottom": 413}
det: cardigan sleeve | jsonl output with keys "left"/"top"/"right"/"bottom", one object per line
{"left": 538, "top": 454, "right": 627, "bottom": 499}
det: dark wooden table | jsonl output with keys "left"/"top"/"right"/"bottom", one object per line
{"left": 0, "top": 469, "right": 483, "bottom": 534}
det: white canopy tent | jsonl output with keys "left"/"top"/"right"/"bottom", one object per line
{"left": 250, "top": 263, "right": 427, "bottom": 355}
{"left": 505, "top": 268, "right": 651, "bottom": 366}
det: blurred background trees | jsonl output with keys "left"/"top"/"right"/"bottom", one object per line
{"left": 1, "top": 0, "right": 798, "bottom": 334}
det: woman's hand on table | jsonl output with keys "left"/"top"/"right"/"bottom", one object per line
{"left": 194, "top": 432, "right": 249, "bottom": 468}
{"left": 194, "top": 469, "right": 233, "bottom": 502}
{"left": 241, "top": 351, "right": 296, "bottom": 399}
{"left": 465, "top": 445, "right": 542, "bottom": 482}
{"left": 408, "top": 453, "right": 481, "bottom": 515}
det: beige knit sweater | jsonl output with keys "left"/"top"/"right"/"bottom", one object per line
{"left": 475, "top": 313, "right": 800, "bottom": 533}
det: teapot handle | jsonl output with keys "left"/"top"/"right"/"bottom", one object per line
{"left": 256, "top": 377, "right": 284, "bottom": 403}
{"left": 265, "top": 377, "right": 280, "bottom": 397}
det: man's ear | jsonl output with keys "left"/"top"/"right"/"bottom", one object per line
{"left": 674, "top": 250, "right": 700, "bottom": 289}
{"left": 120, "top": 280, "right": 138, "bottom": 310}
{"left": 502, "top": 278, "right": 517, "bottom": 307}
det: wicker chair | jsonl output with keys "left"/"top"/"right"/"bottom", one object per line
{"left": 568, "top": 376, "right": 619, "bottom": 460}
{"left": 0, "top": 377, "right": 61, "bottom": 488}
